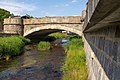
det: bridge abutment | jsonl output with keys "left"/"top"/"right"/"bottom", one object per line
{"left": 3, "top": 18, "right": 23, "bottom": 35}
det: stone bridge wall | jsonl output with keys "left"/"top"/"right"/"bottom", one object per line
{"left": 23, "top": 24, "right": 82, "bottom": 36}
{"left": 3, "top": 18, "right": 23, "bottom": 34}
{"left": 83, "top": 0, "right": 120, "bottom": 79}
{"left": 84, "top": 24, "right": 120, "bottom": 80}
{"left": 23, "top": 16, "right": 82, "bottom": 24}
{"left": 3, "top": 16, "right": 83, "bottom": 36}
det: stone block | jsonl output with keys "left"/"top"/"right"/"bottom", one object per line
{"left": 117, "top": 42, "right": 120, "bottom": 63}
{"left": 112, "top": 42, "right": 118, "bottom": 61}
{"left": 113, "top": 65, "right": 120, "bottom": 80}
{"left": 107, "top": 62, "right": 113, "bottom": 80}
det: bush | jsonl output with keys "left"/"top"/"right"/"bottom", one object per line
{"left": 37, "top": 41, "right": 51, "bottom": 51}
{"left": 0, "top": 36, "right": 30, "bottom": 60}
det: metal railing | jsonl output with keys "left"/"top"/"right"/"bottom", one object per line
{"left": 83, "top": 0, "right": 100, "bottom": 31}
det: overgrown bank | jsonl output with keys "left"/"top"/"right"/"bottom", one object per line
{"left": 61, "top": 37, "right": 88, "bottom": 80}
{"left": 0, "top": 36, "right": 30, "bottom": 60}
{"left": 48, "top": 32, "right": 88, "bottom": 79}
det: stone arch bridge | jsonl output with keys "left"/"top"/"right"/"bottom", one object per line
{"left": 3, "top": 16, "right": 84, "bottom": 38}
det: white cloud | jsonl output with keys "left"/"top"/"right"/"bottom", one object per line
{"left": 0, "top": 0, "right": 37, "bottom": 15}
{"left": 72, "top": 0, "right": 78, "bottom": 3}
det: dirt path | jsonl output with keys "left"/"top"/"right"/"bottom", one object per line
{"left": 0, "top": 44, "right": 66, "bottom": 80}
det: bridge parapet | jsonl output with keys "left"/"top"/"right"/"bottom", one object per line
{"left": 83, "top": 0, "right": 120, "bottom": 31}
{"left": 23, "top": 16, "right": 83, "bottom": 25}
{"left": 4, "top": 18, "right": 22, "bottom": 25}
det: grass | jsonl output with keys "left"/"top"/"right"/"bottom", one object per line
{"left": 61, "top": 37, "right": 88, "bottom": 80}
{"left": 37, "top": 41, "right": 51, "bottom": 51}
{"left": 49, "top": 32, "right": 68, "bottom": 39}
{"left": 0, "top": 36, "right": 30, "bottom": 60}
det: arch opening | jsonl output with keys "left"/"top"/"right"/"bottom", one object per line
{"left": 24, "top": 25, "right": 82, "bottom": 37}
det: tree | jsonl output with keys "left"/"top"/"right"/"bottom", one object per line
{"left": 21, "top": 14, "right": 33, "bottom": 19}
{"left": 0, "top": 8, "right": 12, "bottom": 20}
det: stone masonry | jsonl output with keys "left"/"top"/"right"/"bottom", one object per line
{"left": 83, "top": 0, "right": 120, "bottom": 80}
{"left": 3, "top": 17, "right": 23, "bottom": 35}
{"left": 84, "top": 25, "right": 120, "bottom": 80}
{"left": 3, "top": 16, "right": 83, "bottom": 36}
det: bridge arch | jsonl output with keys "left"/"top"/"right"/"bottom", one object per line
{"left": 23, "top": 24, "right": 82, "bottom": 37}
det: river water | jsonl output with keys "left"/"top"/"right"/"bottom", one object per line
{"left": 0, "top": 38, "right": 69, "bottom": 80}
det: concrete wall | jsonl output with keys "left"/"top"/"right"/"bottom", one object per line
{"left": 84, "top": 24, "right": 120, "bottom": 80}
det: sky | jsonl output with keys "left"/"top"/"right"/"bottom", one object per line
{"left": 0, "top": 0, "right": 88, "bottom": 17}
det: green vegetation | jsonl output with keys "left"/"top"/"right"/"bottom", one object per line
{"left": 18, "top": 36, "right": 31, "bottom": 45}
{"left": 0, "top": 8, "right": 12, "bottom": 20}
{"left": 61, "top": 37, "right": 88, "bottom": 80}
{"left": 21, "top": 14, "right": 33, "bottom": 18}
{"left": 49, "top": 32, "right": 68, "bottom": 39}
{"left": 25, "top": 14, "right": 33, "bottom": 18}
{"left": 37, "top": 41, "right": 51, "bottom": 51}
{"left": 0, "top": 36, "right": 30, "bottom": 60}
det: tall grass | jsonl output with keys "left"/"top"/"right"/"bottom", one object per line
{"left": 37, "top": 41, "right": 51, "bottom": 51}
{"left": 0, "top": 36, "right": 30, "bottom": 60}
{"left": 61, "top": 37, "right": 88, "bottom": 80}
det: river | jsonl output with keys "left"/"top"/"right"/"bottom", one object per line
{"left": 0, "top": 38, "right": 69, "bottom": 80}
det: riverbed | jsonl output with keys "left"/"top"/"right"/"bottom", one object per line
{"left": 0, "top": 43, "right": 66, "bottom": 80}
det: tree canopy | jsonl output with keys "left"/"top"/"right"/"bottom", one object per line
{"left": 21, "top": 14, "right": 33, "bottom": 19}
{"left": 0, "top": 8, "right": 11, "bottom": 20}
